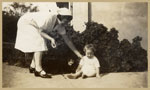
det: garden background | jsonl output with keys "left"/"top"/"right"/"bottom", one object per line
{"left": 2, "top": 2, "right": 148, "bottom": 74}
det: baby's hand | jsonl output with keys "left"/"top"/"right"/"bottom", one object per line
{"left": 96, "top": 74, "right": 101, "bottom": 78}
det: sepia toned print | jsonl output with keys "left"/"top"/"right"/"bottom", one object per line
{"left": 2, "top": 2, "right": 148, "bottom": 88}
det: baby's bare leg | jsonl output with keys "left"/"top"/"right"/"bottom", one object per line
{"left": 74, "top": 70, "right": 82, "bottom": 77}
{"left": 82, "top": 71, "right": 96, "bottom": 78}
{"left": 67, "top": 70, "right": 82, "bottom": 79}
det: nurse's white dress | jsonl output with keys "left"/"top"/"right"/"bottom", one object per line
{"left": 15, "top": 12, "right": 58, "bottom": 53}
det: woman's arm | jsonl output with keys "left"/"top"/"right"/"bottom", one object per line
{"left": 61, "top": 34, "right": 83, "bottom": 58}
{"left": 29, "top": 19, "right": 56, "bottom": 48}
{"left": 40, "top": 31, "right": 53, "bottom": 40}
{"left": 40, "top": 32, "right": 56, "bottom": 48}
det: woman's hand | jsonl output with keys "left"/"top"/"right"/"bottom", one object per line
{"left": 40, "top": 32, "right": 57, "bottom": 48}
{"left": 78, "top": 54, "right": 83, "bottom": 59}
{"left": 51, "top": 38, "right": 56, "bottom": 48}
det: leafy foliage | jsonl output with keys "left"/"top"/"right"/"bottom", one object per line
{"left": 3, "top": 2, "right": 38, "bottom": 43}
{"left": 2, "top": 3, "right": 147, "bottom": 73}
{"left": 43, "top": 22, "right": 147, "bottom": 73}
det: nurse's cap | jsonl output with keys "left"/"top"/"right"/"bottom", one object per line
{"left": 57, "top": 8, "right": 72, "bottom": 16}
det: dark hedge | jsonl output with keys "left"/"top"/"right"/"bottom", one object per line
{"left": 42, "top": 22, "right": 147, "bottom": 73}
{"left": 3, "top": 15, "right": 147, "bottom": 73}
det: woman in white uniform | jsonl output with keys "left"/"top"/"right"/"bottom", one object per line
{"left": 15, "top": 8, "right": 83, "bottom": 78}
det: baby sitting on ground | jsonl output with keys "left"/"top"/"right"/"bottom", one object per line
{"left": 66, "top": 44, "right": 101, "bottom": 79}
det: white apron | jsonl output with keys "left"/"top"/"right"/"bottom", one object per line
{"left": 15, "top": 12, "right": 57, "bottom": 52}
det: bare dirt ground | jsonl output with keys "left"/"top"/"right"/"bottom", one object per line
{"left": 2, "top": 62, "right": 148, "bottom": 88}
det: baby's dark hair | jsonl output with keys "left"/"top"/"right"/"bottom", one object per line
{"left": 83, "top": 44, "right": 96, "bottom": 53}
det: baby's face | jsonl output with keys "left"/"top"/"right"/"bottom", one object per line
{"left": 85, "top": 49, "right": 94, "bottom": 59}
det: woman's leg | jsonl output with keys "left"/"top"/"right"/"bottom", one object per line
{"left": 34, "top": 51, "right": 51, "bottom": 78}
{"left": 29, "top": 57, "right": 36, "bottom": 73}
{"left": 30, "top": 57, "right": 35, "bottom": 68}
{"left": 34, "top": 51, "right": 43, "bottom": 72}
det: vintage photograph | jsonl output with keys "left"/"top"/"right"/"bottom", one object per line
{"left": 2, "top": 2, "right": 148, "bottom": 88}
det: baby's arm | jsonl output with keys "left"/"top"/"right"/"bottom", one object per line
{"left": 94, "top": 57, "right": 100, "bottom": 78}
{"left": 76, "top": 57, "right": 84, "bottom": 73}
{"left": 76, "top": 64, "right": 82, "bottom": 73}
{"left": 96, "top": 67, "right": 100, "bottom": 78}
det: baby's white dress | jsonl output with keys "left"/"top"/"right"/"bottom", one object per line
{"left": 80, "top": 56, "right": 100, "bottom": 76}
